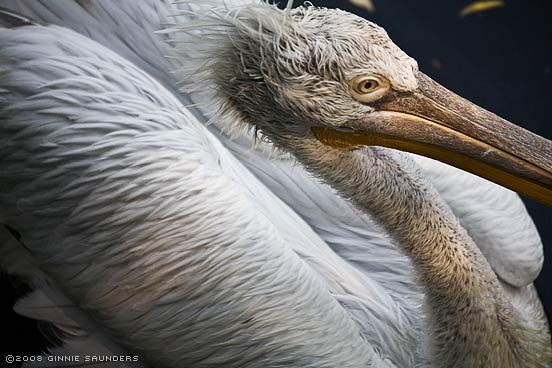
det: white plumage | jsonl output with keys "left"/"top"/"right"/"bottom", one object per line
{"left": 0, "top": 1, "right": 549, "bottom": 367}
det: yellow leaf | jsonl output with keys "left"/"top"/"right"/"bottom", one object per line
{"left": 460, "top": 0, "right": 505, "bottom": 17}
{"left": 349, "top": 0, "right": 375, "bottom": 13}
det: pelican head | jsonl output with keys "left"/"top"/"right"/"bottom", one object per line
{"left": 175, "top": 1, "right": 552, "bottom": 205}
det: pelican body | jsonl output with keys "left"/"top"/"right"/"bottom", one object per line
{"left": 0, "top": 1, "right": 551, "bottom": 367}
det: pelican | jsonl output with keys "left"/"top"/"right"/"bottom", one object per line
{"left": 0, "top": 1, "right": 551, "bottom": 367}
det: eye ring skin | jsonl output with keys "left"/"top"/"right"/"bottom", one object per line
{"left": 349, "top": 75, "right": 390, "bottom": 103}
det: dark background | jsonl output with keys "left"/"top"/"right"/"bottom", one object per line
{"left": 2, "top": 0, "right": 552, "bottom": 363}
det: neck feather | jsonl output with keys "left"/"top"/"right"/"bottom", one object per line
{"left": 275, "top": 133, "right": 550, "bottom": 366}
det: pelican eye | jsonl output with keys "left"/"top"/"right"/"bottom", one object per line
{"left": 349, "top": 75, "right": 390, "bottom": 103}
{"left": 358, "top": 79, "right": 379, "bottom": 93}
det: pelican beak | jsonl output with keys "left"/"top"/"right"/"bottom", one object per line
{"left": 312, "top": 72, "right": 552, "bottom": 206}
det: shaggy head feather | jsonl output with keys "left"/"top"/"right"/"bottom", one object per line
{"left": 169, "top": 1, "right": 418, "bottom": 140}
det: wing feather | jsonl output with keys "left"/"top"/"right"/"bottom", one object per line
{"left": 0, "top": 22, "right": 404, "bottom": 366}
